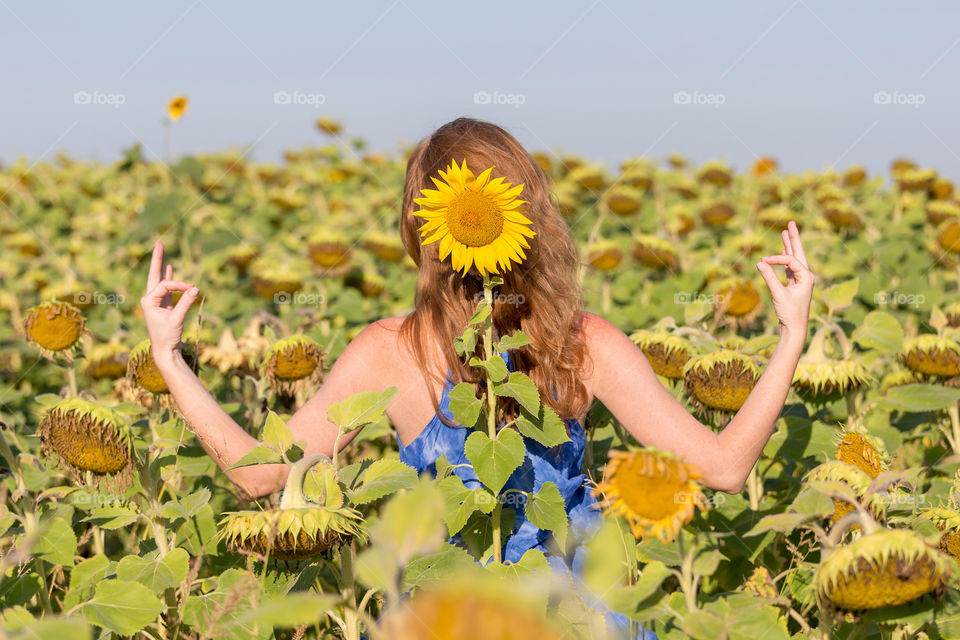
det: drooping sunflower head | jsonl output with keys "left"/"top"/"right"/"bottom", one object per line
{"left": 249, "top": 258, "right": 307, "bottom": 301}
{"left": 921, "top": 506, "right": 960, "bottom": 560}
{"left": 814, "top": 528, "right": 950, "bottom": 611}
{"left": 127, "top": 338, "right": 198, "bottom": 396}
{"left": 23, "top": 301, "right": 85, "bottom": 354}
{"left": 584, "top": 240, "right": 623, "bottom": 272}
{"left": 39, "top": 397, "right": 135, "bottom": 488}
{"left": 751, "top": 156, "right": 778, "bottom": 177}
{"left": 630, "top": 330, "right": 692, "bottom": 379}
{"left": 757, "top": 205, "right": 795, "bottom": 232}
{"left": 937, "top": 220, "right": 960, "bottom": 255}
{"left": 898, "top": 167, "right": 938, "bottom": 192}
{"left": 926, "top": 200, "right": 960, "bottom": 226}
{"left": 842, "top": 165, "right": 868, "bottom": 187}
{"left": 593, "top": 447, "right": 708, "bottom": 543}
{"left": 218, "top": 455, "right": 365, "bottom": 565}
{"left": 567, "top": 164, "right": 608, "bottom": 191}
{"left": 696, "top": 161, "right": 733, "bottom": 187}
{"left": 880, "top": 368, "right": 918, "bottom": 392}
{"left": 362, "top": 230, "right": 407, "bottom": 263}
{"left": 682, "top": 349, "right": 762, "bottom": 422}
{"left": 84, "top": 342, "right": 130, "bottom": 381}
{"left": 602, "top": 185, "right": 643, "bottom": 216}
{"left": 307, "top": 228, "right": 352, "bottom": 270}
{"left": 167, "top": 95, "right": 188, "bottom": 121}
{"left": 710, "top": 276, "right": 763, "bottom": 321}
{"left": 898, "top": 334, "right": 960, "bottom": 378}
{"left": 412, "top": 158, "right": 536, "bottom": 278}
{"left": 698, "top": 200, "right": 736, "bottom": 227}
{"left": 792, "top": 359, "right": 875, "bottom": 406}
{"left": 805, "top": 461, "right": 886, "bottom": 530}
{"left": 822, "top": 201, "right": 864, "bottom": 232}
{"left": 262, "top": 334, "right": 324, "bottom": 394}
{"left": 834, "top": 423, "right": 891, "bottom": 479}
{"left": 631, "top": 234, "right": 680, "bottom": 271}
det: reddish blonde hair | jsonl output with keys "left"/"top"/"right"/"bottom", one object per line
{"left": 399, "top": 117, "right": 591, "bottom": 424}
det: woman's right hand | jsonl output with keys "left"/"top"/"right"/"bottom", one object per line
{"left": 140, "top": 240, "right": 201, "bottom": 367}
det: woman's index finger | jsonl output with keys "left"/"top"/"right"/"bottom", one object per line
{"left": 147, "top": 241, "right": 164, "bottom": 293}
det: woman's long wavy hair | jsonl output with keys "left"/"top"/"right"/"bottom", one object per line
{"left": 399, "top": 117, "right": 592, "bottom": 426}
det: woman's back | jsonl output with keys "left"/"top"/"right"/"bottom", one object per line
{"left": 395, "top": 347, "right": 600, "bottom": 565}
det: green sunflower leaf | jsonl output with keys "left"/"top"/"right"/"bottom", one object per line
{"left": 464, "top": 429, "right": 525, "bottom": 495}
{"left": 525, "top": 481, "right": 568, "bottom": 550}
{"left": 493, "top": 371, "right": 541, "bottom": 415}
{"left": 470, "top": 355, "right": 508, "bottom": 383}
{"left": 82, "top": 580, "right": 164, "bottom": 636}
{"left": 327, "top": 386, "right": 398, "bottom": 432}
{"left": 496, "top": 331, "right": 531, "bottom": 353}
{"left": 515, "top": 405, "right": 570, "bottom": 448}
{"left": 449, "top": 383, "right": 483, "bottom": 428}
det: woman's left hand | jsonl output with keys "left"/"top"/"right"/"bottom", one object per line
{"left": 756, "top": 220, "right": 815, "bottom": 339}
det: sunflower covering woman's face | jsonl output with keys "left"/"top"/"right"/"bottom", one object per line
{"left": 413, "top": 159, "right": 536, "bottom": 277}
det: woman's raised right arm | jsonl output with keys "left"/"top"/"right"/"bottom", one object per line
{"left": 139, "top": 241, "right": 391, "bottom": 501}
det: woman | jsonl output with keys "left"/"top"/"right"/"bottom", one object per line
{"left": 141, "top": 117, "right": 814, "bottom": 637}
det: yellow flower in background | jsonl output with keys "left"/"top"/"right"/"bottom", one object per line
{"left": 413, "top": 159, "right": 536, "bottom": 277}
{"left": 167, "top": 95, "right": 188, "bottom": 121}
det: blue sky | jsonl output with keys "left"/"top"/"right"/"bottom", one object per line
{"left": 2, "top": 0, "right": 959, "bottom": 178}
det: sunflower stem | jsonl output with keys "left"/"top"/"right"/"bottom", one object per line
{"left": 339, "top": 542, "right": 361, "bottom": 640}
{"left": 481, "top": 274, "right": 503, "bottom": 564}
{"left": 746, "top": 463, "right": 761, "bottom": 510}
{"left": 676, "top": 531, "right": 698, "bottom": 612}
{"left": 949, "top": 404, "right": 960, "bottom": 456}
{"left": 279, "top": 452, "right": 332, "bottom": 509}
{"left": 63, "top": 359, "right": 78, "bottom": 397}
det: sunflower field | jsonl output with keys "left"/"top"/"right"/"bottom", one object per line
{"left": 4, "top": 125, "right": 960, "bottom": 639}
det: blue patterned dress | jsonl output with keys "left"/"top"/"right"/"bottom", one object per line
{"left": 396, "top": 350, "right": 658, "bottom": 639}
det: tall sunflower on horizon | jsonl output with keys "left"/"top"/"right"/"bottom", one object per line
{"left": 413, "top": 159, "right": 536, "bottom": 277}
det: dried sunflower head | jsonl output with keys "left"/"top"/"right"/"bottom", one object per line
{"left": 926, "top": 200, "right": 960, "bottom": 227}
{"left": 792, "top": 359, "right": 874, "bottom": 406}
{"left": 218, "top": 454, "right": 365, "bottom": 564}
{"left": 584, "top": 240, "right": 623, "bottom": 272}
{"left": 261, "top": 335, "right": 324, "bottom": 394}
{"left": 602, "top": 185, "right": 643, "bottom": 216}
{"left": 898, "top": 334, "right": 960, "bottom": 378}
{"left": 84, "top": 343, "right": 129, "bottom": 381}
{"left": 834, "top": 423, "right": 891, "bottom": 479}
{"left": 682, "top": 349, "right": 761, "bottom": 422}
{"left": 362, "top": 230, "right": 406, "bottom": 263}
{"left": 631, "top": 234, "right": 680, "bottom": 271}
{"left": 814, "top": 528, "right": 950, "bottom": 611}
{"left": 39, "top": 397, "right": 135, "bottom": 488}
{"left": 593, "top": 447, "right": 708, "bottom": 543}
{"left": 630, "top": 329, "right": 691, "bottom": 379}
{"left": 307, "top": 229, "right": 352, "bottom": 269}
{"left": 699, "top": 200, "right": 735, "bottom": 227}
{"left": 920, "top": 507, "right": 960, "bottom": 560}
{"left": 696, "top": 161, "right": 732, "bottom": 187}
{"left": 23, "top": 301, "right": 85, "bottom": 354}
{"left": 127, "top": 339, "right": 198, "bottom": 396}
{"left": 739, "top": 566, "right": 778, "bottom": 599}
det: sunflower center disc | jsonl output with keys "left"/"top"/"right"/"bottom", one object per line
{"left": 445, "top": 190, "right": 505, "bottom": 247}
